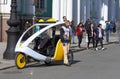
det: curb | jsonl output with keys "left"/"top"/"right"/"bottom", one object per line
{"left": 0, "top": 65, "right": 15, "bottom": 71}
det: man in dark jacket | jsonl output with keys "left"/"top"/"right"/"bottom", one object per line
{"left": 60, "top": 21, "right": 70, "bottom": 66}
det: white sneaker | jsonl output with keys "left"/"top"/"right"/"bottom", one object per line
{"left": 96, "top": 48, "right": 98, "bottom": 51}
{"left": 102, "top": 48, "right": 105, "bottom": 50}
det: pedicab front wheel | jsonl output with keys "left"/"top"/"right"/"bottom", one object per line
{"left": 15, "top": 53, "right": 27, "bottom": 69}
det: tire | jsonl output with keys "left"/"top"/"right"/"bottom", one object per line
{"left": 68, "top": 50, "right": 74, "bottom": 65}
{"left": 15, "top": 53, "right": 27, "bottom": 69}
{"left": 44, "top": 61, "right": 51, "bottom": 65}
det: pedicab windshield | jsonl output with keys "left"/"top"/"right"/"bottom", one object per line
{"left": 21, "top": 23, "right": 63, "bottom": 41}
{"left": 21, "top": 24, "right": 47, "bottom": 41}
{"left": 20, "top": 23, "right": 64, "bottom": 49}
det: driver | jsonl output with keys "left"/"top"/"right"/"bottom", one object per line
{"left": 60, "top": 20, "right": 70, "bottom": 66}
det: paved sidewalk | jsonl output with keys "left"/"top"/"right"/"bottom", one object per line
{"left": 0, "top": 33, "right": 119, "bottom": 70}
{"left": 0, "top": 42, "right": 15, "bottom": 70}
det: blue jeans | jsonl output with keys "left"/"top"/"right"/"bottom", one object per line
{"left": 106, "top": 30, "right": 109, "bottom": 43}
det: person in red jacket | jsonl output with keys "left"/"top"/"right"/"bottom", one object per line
{"left": 75, "top": 22, "right": 85, "bottom": 48}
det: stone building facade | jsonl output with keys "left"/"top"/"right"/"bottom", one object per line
{"left": 0, "top": 0, "right": 11, "bottom": 42}
{"left": 0, "top": 0, "right": 120, "bottom": 42}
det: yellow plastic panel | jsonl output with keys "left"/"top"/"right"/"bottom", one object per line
{"left": 53, "top": 39, "right": 64, "bottom": 61}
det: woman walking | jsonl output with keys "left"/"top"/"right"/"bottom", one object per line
{"left": 75, "top": 22, "right": 85, "bottom": 48}
{"left": 95, "top": 24, "right": 104, "bottom": 50}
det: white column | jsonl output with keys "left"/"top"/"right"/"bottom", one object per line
{"left": 59, "top": 0, "right": 72, "bottom": 21}
{"left": 77, "top": 0, "right": 80, "bottom": 24}
{"left": 52, "top": 0, "right": 60, "bottom": 21}
{"left": 86, "top": 0, "right": 90, "bottom": 19}
{"left": 80, "top": 0, "right": 84, "bottom": 22}
{"left": 101, "top": 0, "right": 108, "bottom": 21}
{"left": 116, "top": 0, "right": 120, "bottom": 20}
{"left": 98, "top": 0, "right": 102, "bottom": 21}
{"left": 63, "top": 0, "right": 67, "bottom": 16}
{"left": 60, "top": 0, "right": 64, "bottom": 21}
{"left": 108, "top": 0, "right": 116, "bottom": 21}
{"left": 112, "top": 0, "right": 116, "bottom": 21}
{"left": 80, "top": 0, "right": 87, "bottom": 23}
{"left": 119, "top": 0, "right": 120, "bottom": 20}
{"left": 32, "top": 0, "right": 35, "bottom": 15}
{"left": 66, "top": 0, "right": 73, "bottom": 21}
{"left": 84, "top": 0, "right": 86, "bottom": 22}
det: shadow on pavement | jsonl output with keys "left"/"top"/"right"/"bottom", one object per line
{"left": 24, "top": 60, "right": 81, "bottom": 69}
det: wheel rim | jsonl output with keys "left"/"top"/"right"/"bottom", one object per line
{"left": 16, "top": 53, "right": 26, "bottom": 69}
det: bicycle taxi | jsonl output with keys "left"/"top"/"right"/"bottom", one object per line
{"left": 15, "top": 20, "right": 73, "bottom": 69}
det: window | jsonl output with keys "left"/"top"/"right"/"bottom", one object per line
{"left": 36, "top": 0, "right": 46, "bottom": 10}
{"left": 0, "top": 0, "right": 7, "bottom": 5}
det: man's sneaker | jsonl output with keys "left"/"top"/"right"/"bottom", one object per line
{"left": 102, "top": 48, "right": 105, "bottom": 50}
{"left": 96, "top": 48, "right": 98, "bottom": 51}
{"left": 64, "top": 63, "right": 71, "bottom": 67}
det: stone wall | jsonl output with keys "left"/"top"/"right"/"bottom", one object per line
{"left": 0, "top": 13, "right": 10, "bottom": 42}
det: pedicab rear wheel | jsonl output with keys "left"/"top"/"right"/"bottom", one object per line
{"left": 44, "top": 61, "right": 51, "bottom": 65}
{"left": 68, "top": 50, "right": 74, "bottom": 65}
{"left": 15, "top": 53, "right": 27, "bottom": 69}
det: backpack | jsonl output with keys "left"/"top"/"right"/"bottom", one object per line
{"left": 113, "top": 23, "right": 116, "bottom": 33}
{"left": 109, "top": 23, "right": 114, "bottom": 29}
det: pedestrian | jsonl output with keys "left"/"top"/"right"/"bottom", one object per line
{"left": 84, "top": 19, "right": 91, "bottom": 31}
{"left": 23, "top": 21, "right": 31, "bottom": 40}
{"left": 105, "top": 21, "right": 110, "bottom": 43}
{"left": 69, "top": 20, "right": 76, "bottom": 44}
{"left": 75, "top": 22, "right": 85, "bottom": 48}
{"left": 60, "top": 20, "right": 70, "bottom": 66}
{"left": 25, "top": 21, "right": 31, "bottom": 30}
{"left": 87, "top": 23, "right": 96, "bottom": 49}
{"left": 95, "top": 24, "right": 104, "bottom": 51}
{"left": 69, "top": 21, "right": 73, "bottom": 43}
{"left": 63, "top": 16, "right": 67, "bottom": 22}
{"left": 62, "top": 16, "right": 73, "bottom": 43}
{"left": 109, "top": 21, "right": 115, "bottom": 33}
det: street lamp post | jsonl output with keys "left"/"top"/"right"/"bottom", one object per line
{"left": 3, "top": 0, "right": 20, "bottom": 59}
